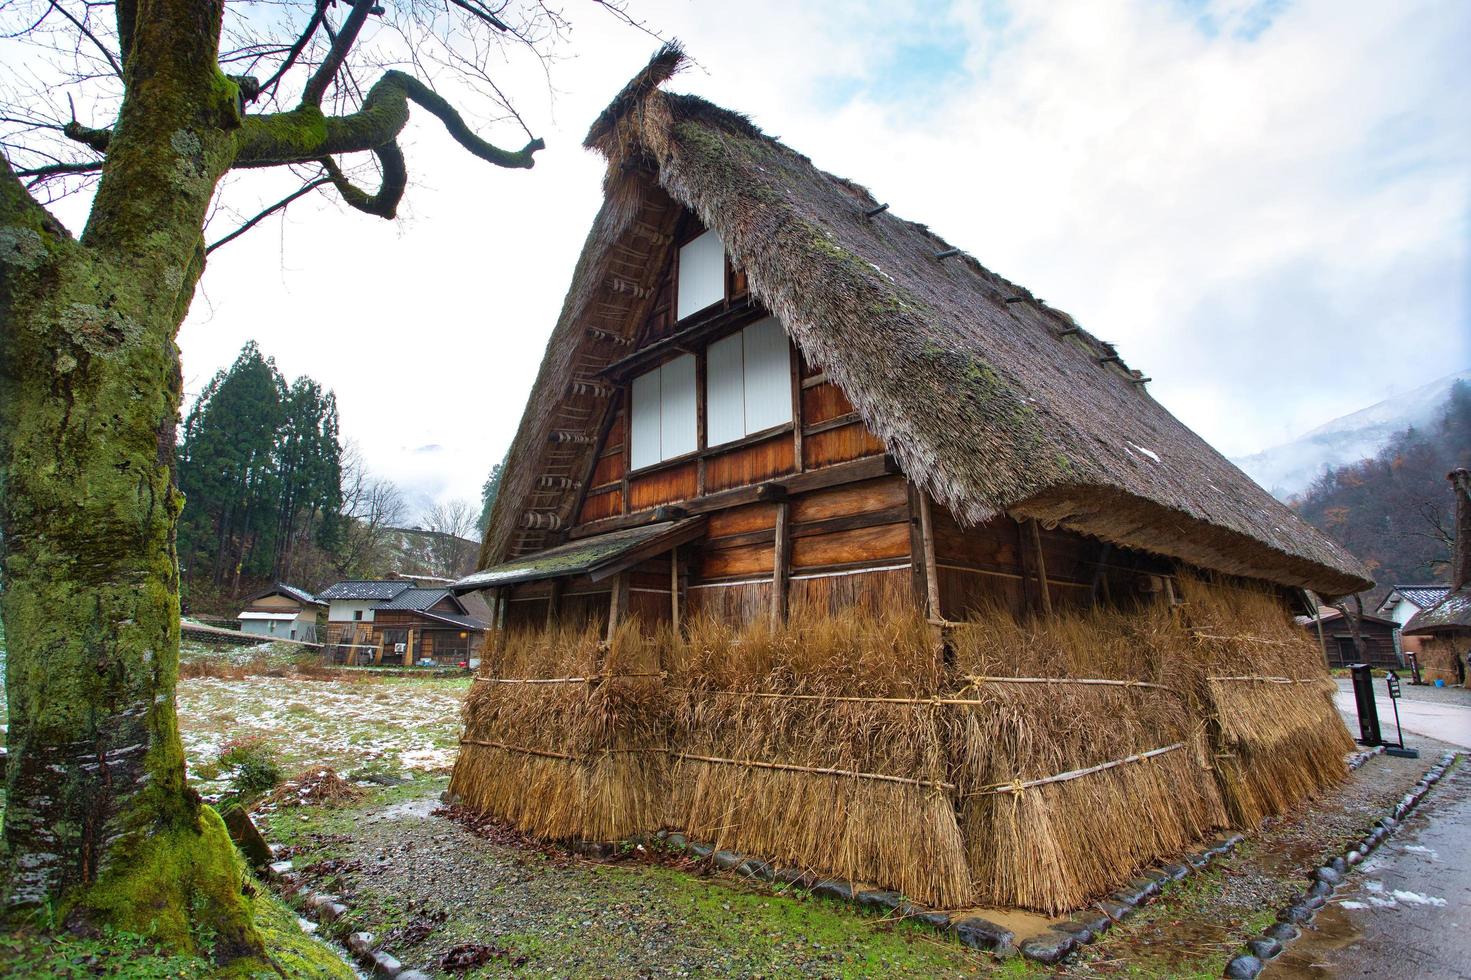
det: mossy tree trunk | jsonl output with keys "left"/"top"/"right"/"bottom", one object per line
{"left": 0, "top": 0, "right": 540, "bottom": 961}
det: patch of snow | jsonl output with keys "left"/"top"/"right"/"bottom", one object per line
{"left": 1339, "top": 900, "right": 1368, "bottom": 910}
{"left": 296, "top": 916, "right": 318, "bottom": 934}
{"left": 1125, "top": 442, "right": 1160, "bottom": 463}
{"left": 1391, "top": 890, "right": 1447, "bottom": 907}
{"left": 1402, "top": 844, "right": 1438, "bottom": 857}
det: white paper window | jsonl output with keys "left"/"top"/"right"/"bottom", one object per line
{"left": 677, "top": 229, "right": 726, "bottom": 320}
{"left": 630, "top": 354, "right": 698, "bottom": 469}
{"left": 705, "top": 332, "right": 745, "bottom": 448}
{"left": 704, "top": 316, "right": 793, "bottom": 448}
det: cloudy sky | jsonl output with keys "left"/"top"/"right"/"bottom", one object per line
{"left": 140, "top": 0, "right": 1471, "bottom": 521}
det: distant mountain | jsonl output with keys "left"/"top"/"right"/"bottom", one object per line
{"left": 1232, "top": 369, "right": 1471, "bottom": 500}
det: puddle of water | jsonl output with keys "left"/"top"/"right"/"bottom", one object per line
{"left": 1266, "top": 905, "right": 1364, "bottom": 978}
{"left": 942, "top": 906, "right": 1055, "bottom": 941}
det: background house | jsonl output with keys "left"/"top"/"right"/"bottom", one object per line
{"left": 1298, "top": 607, "right": 1400, "bottom": 668}
{"left": 1375, "top": 584, "right": 1450, "bottom": 657}
{"left": 317, "top": 579, "right": 486, "bottom": 665}
{"left": 235, "top": 583, "right": 323, "bottom": 642}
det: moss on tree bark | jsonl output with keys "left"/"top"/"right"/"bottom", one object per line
{"left": 1, "top": 2, "right": 540, "bottom": 967}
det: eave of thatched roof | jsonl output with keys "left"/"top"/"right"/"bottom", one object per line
{"left": 1403, "top": 587, "right": 1471, "bottom": 635}
{"left": 457, "top": 518, "right": 705, "bottom": 593}
{"left": 479, "top": 44, "right": 1371, "bottom": 599}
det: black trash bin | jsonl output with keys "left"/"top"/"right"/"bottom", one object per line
{"left": 1349, "top": 663, "right": 1381, "bottom": 747}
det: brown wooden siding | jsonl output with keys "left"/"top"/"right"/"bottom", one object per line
{"left": 699, "top": 541, "right": 775, "bottom": 580}
{"left": 704, "top": 432, "right": 796, "bottom": 492}
{"left": 801, "top": 381, "right": 855, "bottom": 425}
{"left": 590, "top": 453, "right": 623, "bottom": 489}
{"left": 628, "top": 461, "right": 698, "bottom": 510}
{"left": 802, "top": 421, "right": 885, "bottom": 469}
{"left": 791, "top": 522, "right": 908, "bottom": 570}
{"left": 706, "top": 502, "right": 778, "bottom": 538}
{"left": 578, "top": 487, "right": 623, "bottom": 524}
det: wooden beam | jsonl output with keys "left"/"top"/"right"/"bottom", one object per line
{"left": 1028, "top": 518, "right": 1053, "bottom": 617}
{"left": 598, "top": 298, "right": 761, "bottom": 381}
{"left": 404, "top": 627, "right": 415, "bottom": 666}
{"left": 545, "top": 579, "right": 563, "bottom": 628}
{"left": 568, "top": 454, "right": 900, "bottom": 539}
{"left": 771, "top": 501, "right": 791, "bottom": 631}
{"left": 918, "top": 493, "right": 942, "bottom": 620}
{"left": 670, "top": 546, "right": 682, "bottom": 634}
{"left": 790, "top": 345, "right": 805, "bottom": 474}
{"left": 607, "top": 572, "right": 629, "bottom": 643}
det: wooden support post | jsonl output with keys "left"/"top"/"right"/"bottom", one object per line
{"left": 1027, "top": 518, "right": 1053, "bottom": 617}
{"left": 918, "top": 493, "right": 942, "bottom": 621}
{"left": 771, "top": 501, "right": 791, "bottom": 630}
{"left": 1015, "top": 518, "right": 1036, "bottom": 615}
{"left": 404, "top": 627, "right": 415, "bottom": 666}
{"left": 607, "top": 572, "right": 628, "bottom": 644}
{"left": 1089, "top": 542, "right": 1113, "bottom": 608}
{"left": 670, "top": 547, "right": 682, "bottom": 633}
{"left": 790, "top": 348, "right": 805, "bottom": 473}
{"left": 546, "top": 579, "right": 563, "bottom": 628}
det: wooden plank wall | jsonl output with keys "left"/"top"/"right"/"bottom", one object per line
{"left": 686, "top": 475, "right": 916, "bottom": 627}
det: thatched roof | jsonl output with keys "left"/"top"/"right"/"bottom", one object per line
{"left": 481, "top": 44, "right": 1371, "bottom": 599}
{"left": 1404, "top": 587, "right": 1471, "bottom": 635}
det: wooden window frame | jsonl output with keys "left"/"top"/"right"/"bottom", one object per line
{"left": 624, "top": 318, "right": 797, "bottom": 481}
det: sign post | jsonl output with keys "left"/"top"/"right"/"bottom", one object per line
{"left": 1382, "top": 670, "right": 1419, "bottom": 758}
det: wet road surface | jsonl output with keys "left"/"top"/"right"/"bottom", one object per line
{"left": 1268, "top": 758, "right": 1470, "bottom": 979}
{"left": 1334, "top": 680, "right": 1471, "bottom": 749}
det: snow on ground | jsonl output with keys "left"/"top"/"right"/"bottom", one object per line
{"left": 177, "top": 673, "right": 471, "bottom": 786}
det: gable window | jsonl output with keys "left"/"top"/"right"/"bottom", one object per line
{"left": 676, "top": 229, "right": 726, "bottom": 320}
{"left": 706, "top": 316, "right": 792, "bottom": 447}
{"left": 630, "top": 354, "right": 698, "bottom": 469}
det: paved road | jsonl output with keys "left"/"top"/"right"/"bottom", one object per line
{"left": 1334, "top": 680, "right": 1471, "bottom": 749}
{"left": 1268, "top": 758, "right": 1471, "bottom": 979}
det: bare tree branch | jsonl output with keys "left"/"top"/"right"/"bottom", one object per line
{"left": 205, "top": 174, "right": 330, "bottom": 254}
{"left": 319, "top": 142, "right": 406, "bottom": 218}
{"left": 257, "top": 1, "right": 327, "bottom": 103}
{"left": 47, "top": 0, "right": 121, "bottom": 78}
{"left": 237, "top": 69, "right": 543, "bottom": 171}
{"left": 301, "top": 0, "right": 375, "bottom": 107}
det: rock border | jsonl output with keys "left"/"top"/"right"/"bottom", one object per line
{"left": 265, "top": 854, "right": 431, "bottom": 980}
{"left": 643, "top": 828, "right": 1247, "bottom": 963}
{"left": 1221, "top": 750, "right": 1460, "bottom": 979}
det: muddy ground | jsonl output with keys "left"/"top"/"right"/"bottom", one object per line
{"left": 264, "top": 740, "right": 1456, "bottom": 979}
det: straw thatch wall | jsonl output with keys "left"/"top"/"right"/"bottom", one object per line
{"left": 450, "top": 575, "right": 1351, "bottom": 913}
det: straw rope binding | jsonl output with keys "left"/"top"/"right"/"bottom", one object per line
{"left": 964, "top": 743, "right": 1186, "bottom": 797}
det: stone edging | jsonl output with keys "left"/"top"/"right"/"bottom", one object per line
{"left": 1221, "top": 750, "right": 1461, "bottom": 979}
{"left": 639, "top": 828, "right": 1246, "bottom": 964}
{"left": 265, "top": 854, "right": 431, "bottom": 979}
{"left": 1347, "top": 745, "right": 1385, "bottom": 770}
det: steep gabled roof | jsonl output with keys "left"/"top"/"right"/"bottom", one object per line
{"left": 481, "top": 44, "right": 1371, "bottom": 599}
{"left": 1404, "top": 587, "right": 1471, "bottom": 635}
{"left": 241, "top": 582, "right": 324, "bottom": 607}
{"left": 317, "top": 580, "right": 414, "bottom": 602}
{"left": 1381, "top": 585, "right": 1453, "bottom": 613}
{"left": 374, "top": 588, "right": 463, "bottom": 613}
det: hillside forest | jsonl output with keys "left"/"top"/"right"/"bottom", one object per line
{"left": 1294, "top": 380, "right": 1469, "bottom": 597}
{"left": 177, "top": 342, "right": 492, "bottom": 614}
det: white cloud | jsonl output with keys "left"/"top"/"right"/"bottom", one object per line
{"left": 173, "top": 0, "right": 1469, "bottom": 514}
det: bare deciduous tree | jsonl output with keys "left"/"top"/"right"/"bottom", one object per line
{"left": 0, "top": 0, "right": 655, "bottom": 963}
{"left": 423, "top": 497, "right": 479, "bottom": 576}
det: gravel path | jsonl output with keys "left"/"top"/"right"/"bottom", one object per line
{"left": 272, "top": 787, "right": 990, "bottom": 978}
{"left": 1067, "top": 740, "right": 1457, "bottom": 977}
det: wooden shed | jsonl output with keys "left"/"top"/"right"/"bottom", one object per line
{"left": 448, "top": 46, "right": 1372, "bottom": 914}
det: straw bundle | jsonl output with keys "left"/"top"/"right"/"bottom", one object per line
{"left": 664, "top": 606, "right": 974, "bottom": 907}
{"left": 447, "top": 621, "right": 672, "bottom": 842}
{"left": 1175, "top": 574, "right": 1353, "bottom": 826}
{"left": 948, "top": 606, "right": 1226, "bottom": 913}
